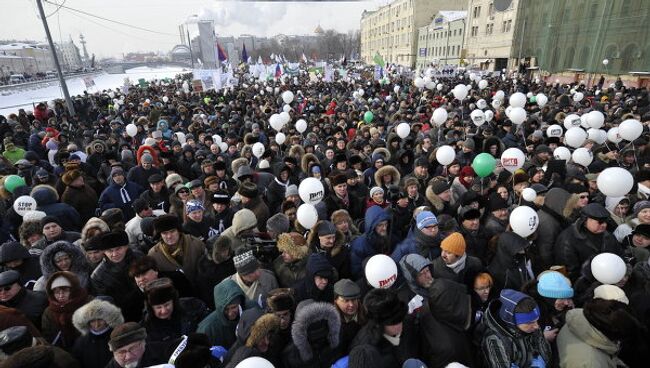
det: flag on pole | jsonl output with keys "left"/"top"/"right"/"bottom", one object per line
{"left": 241, "top": 44, "right": 248, "bottom": 64}
{"left": 82, "top": 76, "right": 95, "bottom": 89}
{"left": 373, "top": 52, "right": 385, "bottom": 68}
{"left": 257, "top": 56, "right": 263, "bottom": 64}
{"left": 275, "top": 63, "right": 282, "bottom": 78}
{"left": 216, "top": 42, "right": 228, "bottom": 62}
{"left": 301, "top": 53, "right": 308, "bottom": 63}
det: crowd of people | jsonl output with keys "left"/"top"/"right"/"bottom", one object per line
{"left": 0, "top": 64, "right": 648, "bottom": 368}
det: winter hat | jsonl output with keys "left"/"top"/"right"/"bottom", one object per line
{"left": 233, "top": 248, "right": 259, "bottom": 275}
{"left": 307, "top": 253, "right": 334, "bottom": 279}
{"left": 369, "top": 186, "right": 384, "bottom": 197}
{"left": 633, "top": 200, "right": 650, "bottom": 217}
{"left": 316, "top": 221, "right": 337, "bottom": 236}
{"left": 265, "top": 288, "right": 295, "bottom": 312}
{"left": 40, "top": 215, "right": 61, "bottom": 229}
{"left": 153, "top": 214, "right": 182, "bottom": 235}
{"left": 330, "top": 173, "right": 348, "bottom": 187}
{"left": 72, "top": 299, "right": 125, "bottom": 336}
{"left": 430, "top": 180, "right": 451, "bottom": 195}
{"left": 537, "top": 271, "right": 574, "bottom": 299}
{"left": 110, "top": 167, "right": 124, "bottom": 177}
{"left": 87, "top": 230, "right": 129, "bottom": 251}
{"left": 498, "top": 289, "right": 540, "bottom": 327}
{"left": 147, "top": 173, "right": 163, "bottom": 184}
{"left": 144, "top": 277, "right": 179, "bottom": 306}
{"left": 440, "top": 232, "right": 466, "bottom": 256}
{"left": 50, "top": 275, "right": 72, "bottom": 289}
{"left": 277, "top": 232, "right": 309, "bottom": 260}
{"left": 593, "top": 284, "right": 629, "bottom": 305}
{"left": 60, "top": 169, "right": 82, "bottom": 185}
{"left": 238, "top": 181, "right": 259, "bottom": 198}
{"left": 331, "top": 209, "right": 352, "bottom": 226}
{"left": 165, "top": 173, "right": 183, "bottom": 189}
{"left": 0, "top": 270, "right": 19, "bottom": 287}
{"left": 458, "top": 206, "right": 481, "bottom": 221}
{"left": 487, "top": 194, "right": 508, "bottom": 212}
{"left": 174, "top": 333, "right": 213, "bottom": 368}
{"left": 632, "top": 223, "right": 650, "bottom": 238}
{"left": 285, "top": 184, "right": 299, "bottom": 198}
{"left": 364, "top": 288, "right": 406, "bottom": 326}
{"left": 185, "top": 200, "right": 204, "bottom": 214}
{"left": 211, "top": 190, "right": 231, "bottom": 205}
{"left": 131, "top": 198, "right": 149, "bottom": 214}
{"left": 462, "top": 138, "right": 475, "bottom": 150}
{"left": 266, "top": 213, "right": 290, "bottom": 235}
{"left": 334, "top": 279, "right": 361, "bottom": 299}
{"left": 416, "top": 211, "right": 438, "bottom": 230}
{"left": 512, "top": 170, "right": 529, "bottom": 186}
{"left": 108, "top": 322, "right": 147, "bottom": 351}
{"left": 141, "top": 153, "right": 153, "bottom": 164}
{"left": 0, "top": 345, "right": 58, "bottom": 368}
{"left": 0, "top": 242, "right": 30, "bottom": 264}
{"left": 0, "top": 326, "right": 32, "bottom": 355}
{"left": 22, "top": 210, "right": 46, "bottom": 223}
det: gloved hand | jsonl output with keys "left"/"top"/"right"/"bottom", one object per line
{"left": 210, "top": 346, "right": 227, "bottom": 359}
{"left": 530, "top": 355, "right": 546, "bottom": 368}
{"left": 331, "top": 355, "right": 348, "bottom": 368}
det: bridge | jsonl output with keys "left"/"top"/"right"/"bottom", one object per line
{"left": 100, "top": 60, "right": 192, "bottom": 74}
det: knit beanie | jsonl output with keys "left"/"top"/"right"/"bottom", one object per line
{"left": 440, "top": 232, "right": 466, "bottom": 256}
{"left": 267, "top": 213, "right": 290, "bottom": 234}
{"left": 537, "top": 271, "right": 574, "bottom": 299}
{"left": 165, "top": 173, "right": 183, "bottom": 189}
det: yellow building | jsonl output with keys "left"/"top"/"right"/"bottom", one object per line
{"left": 360, "top": 0, "right": 467, "bottom": 68}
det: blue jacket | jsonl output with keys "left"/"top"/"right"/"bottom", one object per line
{"left": 390, "top": 226, "right": 443, "bottom": 264}
{"left": 350, "top": 205, "right": 391, "bottom": 278}
{"left": 98, "top": 180, "right": 144, "bottom": 220}
{"left": 31, "top": 185, "right": 81, "bottom": 231}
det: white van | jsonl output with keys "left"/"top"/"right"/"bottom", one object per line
{"left": 45, "top": 71, "right": 57, "bottom": 78}
{"left": 9, "top": 74, "right": 26, "bottom": 84}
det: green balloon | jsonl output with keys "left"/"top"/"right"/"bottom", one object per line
{"left": 364, "top": 111, "right": 374, "bottom": 123}
{"left": 472, "top": 153, "right": 496, "bottom": 178}
{"left": 4, "top": 175, "right": 26, "bottom": 194}
{"left": 529, "top": 96, "right": 537, "bottom": 103}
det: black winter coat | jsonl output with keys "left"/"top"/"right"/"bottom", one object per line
{"left": 142, "top": 297, "right": 210, "bottom": 343}
{"left": 71, "top": 328, "right": 113, "bottom": 368}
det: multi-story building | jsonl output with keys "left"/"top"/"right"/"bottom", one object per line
{"left": 416, "top": 11, "right": 467, "bottom": 70}
{"left": 463, "top": 0, "right": 520, "bottom": 72}
{"left": 360, "top": 0, "right": 468, "bottom": 68}
{"left": 56, "top": 38, "right": 83, "bottom": 71}
{"left": 0, "top": 42, "right": 55, "bottom": 75}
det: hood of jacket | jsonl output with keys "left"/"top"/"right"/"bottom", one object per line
{"left": 45, "top": 270, "right": 85, "bottom": 301}
{"left": 543, "top": 188, "right": 571, "bottom": 217}
{"left": 214, "top": 279, "right": 245, "bottom": 317}
{"left": 364, "top": 205, "right": 390, "bottom": 236}
{"left": 229, "top": 208, "right": 257, "bottom": 236}
{"left": 30, "top": 184, "right": 59, "bottom": 206}
{"left": 301, "top": 153, "right": 320, "bottom": 174}
{"left": 235, "top": 307, "right": 264, "bottom": 345}
{"left": 399, "top": 253, "right": 432, "bottom": 296}
{"left": 80, "top": 217, "right": 110, "bottom": 245}
{"left": 40, "top": 240, "right": 90, "bottom": 279}
{"left": 72, "top": 299, "right": 124, "bottom": 335}
{"left": 498, "top": 289, "right": 533, "bottom": 328}
{"left": 374, "top": 165, "right": 401, "bottom": 188}
{"left": 564, "top": 308, "right": 619, "bottom": 355}
{"left": 292, "top": 301, "right": 341, "bottom": 362}
{"left": 244, "top": 312, "right": 280, "bottom": 348}
{"left": 0, "top": 241, "right": 31, "bottom": 263}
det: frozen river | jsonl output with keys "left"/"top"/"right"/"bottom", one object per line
{"left": 0, "top": 66, "right": 187, "bottom": 116}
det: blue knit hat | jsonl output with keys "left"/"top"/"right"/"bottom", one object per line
{"left": 185, "top": 200, "right": 204, "bottom": 214}
{"left": 537, "top": 271, "right": 574, "bottom": 299}
{"left": 416, "top": 211, "right": 438, "bottom": 230}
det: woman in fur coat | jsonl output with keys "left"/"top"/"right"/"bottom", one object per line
{"left": 71, "top": 299, "right": 124, "bottom": 368}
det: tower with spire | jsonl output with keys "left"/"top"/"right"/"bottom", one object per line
{"left": 79, "top": 33, "right": 90, "bottom": 66}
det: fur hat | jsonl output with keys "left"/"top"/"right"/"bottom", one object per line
{"left": 245, "top": 314, "right": 281, "bottom": 349}
{"left": 330, "top": 173, "right": 348, "bottom": 187}
{"left": 266, "top": 288, "right": 295, "bottom": 312}
{"left": 72, "top": 299, "right": 124, "bottom": 335}
{"left": 109, "top": 322, "right": 147, "bottom": 351}
{"left": 364, "top": 288, "right": 406, "bottom": 326}
{"left": 331, "top": 209, "right": 352, "bottom": 225}
{"left": 153, "top": 214, "right": 182, "bottom": 235}
{"left": 144, "top": 277, "right": 179, "bottom": 306}
{"left": 238, "top": 181, "right": 259, "bottom": 198}
{"left": 292, "top": 302, "right": 341, "bottom": 362}
{"left": 87, "top": 230, "right": 129, "bottom": 251}
{"left": 80, "top": 217, "right": 110, "bottom": 246}
{"left": 61, "top": 169, "right": 82, "bottom": 186}
{"left": 277, "top": 232, "right": 309, "bottom": 260}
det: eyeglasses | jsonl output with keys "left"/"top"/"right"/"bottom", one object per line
{"left": 589, "top": 218, "right": 607, "bottom": 224}
{"left": 114, "top": 341, "right": 143, "bottom": 358}
{"left": 579, "top": 195, "right": 589, "bottom": 199}
{"left": 0, "top": 285, "right": 13, "bottom": 292}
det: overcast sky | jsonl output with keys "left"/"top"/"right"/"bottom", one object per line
{"left": 3, "top": 0, "right": 387, "bottom": 58}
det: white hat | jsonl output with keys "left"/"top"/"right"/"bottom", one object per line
{"left": 593, "top": 284, "right": 629, "bottom": 305}
{"left": 50, "top": 275, "right": 72, "bottom": 290}
{"left": 23, "top": 210, "right": 47, "bottom": 222}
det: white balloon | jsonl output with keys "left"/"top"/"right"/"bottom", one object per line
{"left": 580, "top": 114, "right": 591, "bottom": 129}
{"left": 282, "top": 90, "right": 294, "bottom": 104}
{"left": 432, "top": 108, "right": 448, "bottom": 126}
{"left": 470, "top": 109, "right": 486, "bottom": 126}
{"left": 393, "top": 85, "right": 400, "bottom": 94}
{"left": 618, "top": 119, "right": 643, "bottom": 141}
{"left": 282, "top": 104, "right": 291, "bottom": 113}
{"left": 452, "top": 84, "right": 468, "bottom": 100}
{"left": 396, "top": 122, "right": 410, "bottom": 138}
{"left": 505, "top": 106, "right": 513, "bottom": 118}
{"left": 436, "top": 83, "right": 443, "bottom": 91}
{"left": 563, "top": 114, "right": 582, "bottom": 129}
{"left": 536, "top": 93, "right": 548, "bottom": 108}
{"left": 279, "top": 111, "right": 291, "bottom": 124}
{"left": 476, "top": 99, "right": 487, "bottom": 110}
{"left": 425, "top": 81, "right": 435, "bottom": 90}
{"left": 485, "top": 110, "right": 494, "bottom": 122}
{"left": 352, "top": 91, "right": 359, "bottom": 99}
{"left": 565, "top": 127, "right": 588, "bottom": 148}
{"left": 219, "top": 142, "right": 228, "bottom": 152}
{"left": 235, "top": 356, "right": 274, "bottom": 368}
{"left": 212, "top": 134, "right": 222, "bottom": 145}
{"left": 13, "top": 195, "right": 37, "bottom": 216}
{"left": 478, "top": 79, "right": 488, "bottom": 90}
{"left": 509, "top": 107, "right": 527, "bottom": 125}
{"left": 358, "top": 88, "right": 365, "bottom": 97}
{"left": 145, "top": 98, "right": 151, "bottom": 104}
{"left": 296, "top": 119, "right": 307, "bottom": 133}
{"left": 509, "top": 92, "right": 527, "bottom": 108}
{"left": 572, "top": 147, "right": 593, "bottom": 167}
{"left": 414, "top": 77, "right": 425, "bottom": 89}
{"left": 270, "top": 114, "right": 283, "bottom": 131}
{"left": 509, "top": 206, "right": 539, "bottom": 238}
{"left": 522, "top": 188, "right": 537, "bottom": 202}
{"left": 469, "top": 72, "right": 477, "bottom": 82}
{"left": 607, "top": 127, "right": 623, "bottom": 143}
{"left": 495, "top": 90, "right": 505, "bottom": 100}
{"left": 501, "top": 148, "right": 526, "bottom": 173}
{"left": 587, "top": 111, "right": 605, "bottom": 129}
{"left": 365, "top": 254, "right": 398, "bottom": 289}
{"left": 587, "top": 128, "right": 607, "bottom": 144}
{"left": 602, "top": 59, "right": 609, "bottom": 66}
{"left": 252, "top": 142, "right": 265, "bottom": 158}
{"left": 591, "top": 253, "right": 626, "bottom": 285}
{"left": 553, "top": 146, "right": 571, "bottom": 161}
{"left": 436, "top": 145, "right": 456, "bottom": 166}
{"left": 573, "top": 92, "right": 584, "bottom": 102}
{"left": 162, "top": 96, "right": 169, "bottom": 103}
{"left": 491, "top": 99, "right": 502, "bottom": 109}
{"left": 126, "top": 124, "right": 138, "bottom": 137}
{"left": 275, "top": 132, "right": 286, "bottom": 145}
{"left": 546, "top": 124, "right": 563, "bottom": 138}
{"left": 527, "top": 92, "right": 533, "bottom": 98}
{"left": 597, "top": 167, "right": 634, "bottom": 197}
{"left": 297, "top": 203, "right": 318, "bottom": 229}
{"left": 298, "top": 178, "right": 325, "bottom": 205}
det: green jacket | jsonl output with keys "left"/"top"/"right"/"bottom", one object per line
{"left": 557, "top": 309, "right": 622, "bottom": 368}
{"left": 196, "top": 279, "right": 244, "bottom": 348}
{"left": 3, "top": 148, "right": 25, "bottom": 164}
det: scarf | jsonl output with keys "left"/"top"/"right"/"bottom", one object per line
{"left": 383, "top": 333, "right": 401, "bottom": 346}
{"left": 159, "top": 236, "right": 185, "bottom": 267}
{"left": 338, "top": 192, "right": 350, "bottom": 207}
{"left": 234, "top": 272, "right": 259, "bottom": 302}
{"left": 118, "top": 183, "right": 131, "bottom": 204}
{"left": 274, "top": 177, "right": 288, "bottom": 188}
{"left": 446, "top": 253, "right": 467, "bottom": 274}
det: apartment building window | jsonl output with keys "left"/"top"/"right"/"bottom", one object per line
{"left": 489, "top": 2, "right": 494, "bottom": 15}
{"left": 473, "top": 6, "right": 481, "bottom": 18}
{"left": 506, "top": 20, "right": 512, "bottom": 32}
{"left": 486, "top": 23, "right": 493, "bottom": 35}
{"left": 502, "top": 21, "right": 507, "bottom": 32}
